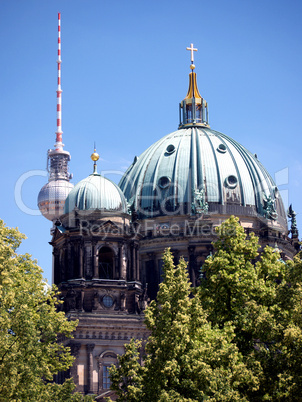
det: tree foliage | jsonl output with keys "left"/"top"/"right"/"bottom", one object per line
{"left": 0, "top": 220, "right": 92, "bottom": 401}
{"left": 108, "top": 247, "right": 257, "bottom": 401}
{"left": 199, "top": 215, "right": 302, "bottom": 400}
{"left": 108, "top": 216, "right": 302, "bottom": 401}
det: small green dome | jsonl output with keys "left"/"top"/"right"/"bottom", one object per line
{"left": 64, "top": 172, "right": 128, "bottom": 214}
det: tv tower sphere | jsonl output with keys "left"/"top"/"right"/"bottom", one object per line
{"left": 38, "top": 178, "right": 74, "bottom": 222}
{"left": 38, "top": 150, "right": 74, "bottom": 222}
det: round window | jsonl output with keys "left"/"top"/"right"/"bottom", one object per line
{"left": 103, "top": 295, "right": 114, "bottom": 308}
{"left": 158, "top": 176, "right": 171, "bottom": 189}
{"left": 225, "top": 175, "right": 238, "bottom": 189}
{"left": 166, "top": 144, "right": 175, "bottom": 154}
{"left": 217, "top": 143, "right": 227, "bottom": 153}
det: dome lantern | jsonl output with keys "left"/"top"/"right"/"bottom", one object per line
{"left": 179, "top": 43, "right": 209, "bottom": 129}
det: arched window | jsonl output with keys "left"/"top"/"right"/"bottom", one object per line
{"left": 99, "top": 351, "right": 117, "bottom": 391}
{"left": 99, "top": 247, "right": 114, "bottom": 279}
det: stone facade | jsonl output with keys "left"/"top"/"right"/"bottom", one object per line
{"left": 51, "top": 206, "right": 298, "bottom": 398}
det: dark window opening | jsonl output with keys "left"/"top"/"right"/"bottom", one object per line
{"left": 186, "top": 104, "right": 192, "bottom": 122}
{"left": 196, "top": 104, "right": 202, "bottom": 122}
{"left": 99, "top": 247, "right": 114, "bottom": 279}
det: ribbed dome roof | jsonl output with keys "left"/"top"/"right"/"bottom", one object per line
{"left": 64, "top": 172, "right": 128, "bottom": 214}
{"left": 119, "top": 127, "right": 287, "bottom": 229}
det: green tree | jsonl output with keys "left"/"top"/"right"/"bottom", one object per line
{"left": 108, "top": 338, "right": 144, "bottom": 401}
{"left": 0, "top": 220, "right": 93, "bottom": 401}
{"left": 199, "top": 215, "right": 302, "bottom": 401}
{"left": 108, "top": 248, "right": 257, "bottom": 401}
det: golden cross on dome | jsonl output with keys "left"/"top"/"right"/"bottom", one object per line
{"left": 186, "top": 43, "right": 198, "bottom": 63}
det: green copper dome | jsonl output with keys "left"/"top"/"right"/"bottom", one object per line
{"left": 119, "top": 59, "right": 287, "bottom": 230}
{"left": 119, "top": 126, "right": 287, "bottom": 229}
{"left": 64, "top": 172, "right": 128, "bottom": 214}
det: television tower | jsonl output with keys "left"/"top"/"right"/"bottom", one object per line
{"left": 38, "top": 13, "right": 73, "bottom": 222}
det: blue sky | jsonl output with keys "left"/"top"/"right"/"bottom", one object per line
{"left": 1, "top": 0, "right": 302, "bottom": 283}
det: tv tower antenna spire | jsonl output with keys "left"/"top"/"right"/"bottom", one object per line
{"left": 38, "top": 13, "right": 73, "bottom": 223}
{"left": 55, "top": 12, "right": 63, "bottom": 150}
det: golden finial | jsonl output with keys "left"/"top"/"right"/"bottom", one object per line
{"left": 91, "top": 144, "right": 99, "bottom": 173}
{"left": 91, "top": 149, "right": 99, "bottom": 162}
{"left": 186, "top": 43, "right": 197, "bottom": 70}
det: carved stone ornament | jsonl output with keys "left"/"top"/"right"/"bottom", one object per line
{"left": 66, "top": 289, "right": 77, "bottom": 311}
{"left": 191, "top": 188, "right": 209, "bottom": 215}
{"left": 263, "top": 194, "right": 278, "bottom": 220}
{"left": 86, "top": 343, "right": 95, "bottom": 353}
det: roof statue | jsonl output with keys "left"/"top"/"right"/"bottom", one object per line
{"left": 263, "top": 194, "right": 278, "bottom": 220}
{"left": 192, "top": 188, "right": 209, "bottom": 215}
{"left": 288, "top": 204, "right": 298, "bottom": 237}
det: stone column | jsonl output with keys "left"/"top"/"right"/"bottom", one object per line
{"left": 80, "top": 289, "right": 85, "bottom": 312}
{"left": 135, "top": 245, "right": 140, "bottom": 281}
{"left": 79, "top": 245, "right": 84, "bottom": 278}
{"left": 132, "top": 244, "right": 136, "bottom": 281}
{"left": 119, "top": 243, "right": 123, "bottom": 279}
{"left": 97, "top": 358, "right": 102, "bottom": 395}
{"left": 86, "top": 343, "right": 95, "bottom": 394}
{"left": 120, "top": 243, "right": 127, "bottom": 280}
{"left": 69, "top": 343, "right": 81, "bottom": 388}
{"left": 93, "top": 243, "right": 98, "bottom": 279}
{"left": 114, "top": 253, "right": 118, "bottom": 279}
{"left": 84, "top": 242, "right": 93, "bottom": 279}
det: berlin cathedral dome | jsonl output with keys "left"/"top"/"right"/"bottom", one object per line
{"left": 120, "top": 54, "right": 287, "bottom": 233}
{"left": 119, "top": 125, "right": 287, "bottom": 230}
